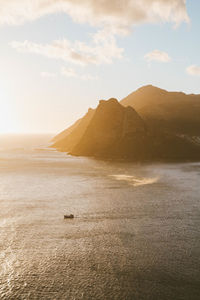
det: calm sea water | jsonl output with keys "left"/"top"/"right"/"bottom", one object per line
{"left": 0, "top": 134, "right": 200, "bottom": 300}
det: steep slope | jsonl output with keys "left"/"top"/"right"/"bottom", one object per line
{"left": 52, "top": 118, "right": 82, "bottom": 143}
{"left": 52, "top": 86, "right": 200, "bottom": 161}
{"left": 52, "top": 108, "right": 95, "bottom": 152}
{"left": 71, "top": 98, "right": 200, "bottom": 161}
{"left": 71, "top": 98, "right": 148, "bottom": 158}
{"left": 121, "top": 85, "right": 200, "bottom": 135}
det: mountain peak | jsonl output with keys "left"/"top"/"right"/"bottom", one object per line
{"left": 136, "top": 85, "right": 166, "bottom": 93}
{"left": 139, "top": 84, "right": 154, "bottom": 89}
{"left": 52, "top": 88, "right": 200, "bottom": 160}
{"left": 71, "top": 98, "right": 146, "bottom": 157}
{"left": 99, "top": 98, "right": 119, "bottom": 106}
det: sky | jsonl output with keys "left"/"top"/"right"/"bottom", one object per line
{"left": 0, "top": 0, "right": 200, "bottom": 134}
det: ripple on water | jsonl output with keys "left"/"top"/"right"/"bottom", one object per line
{"left": 0, "top": 147, "right": 200, "bottom": 299}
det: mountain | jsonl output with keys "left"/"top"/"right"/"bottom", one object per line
{"left": 71, "top": 98, "right": 200, "bottom": 160}
{"left": 51, "top": 85, "right": 200, "bottom": 161}
{"left": 121, "top": 85, "right": 200, "bottom": 136}
{"left": 52, "top": 108, "right": 95, "bottom": 152}
{"left": 51, "top": 118, "right": 82, "bottom": 143}
{"left": 71, "top": 98, "right": 147, "bottom": 158}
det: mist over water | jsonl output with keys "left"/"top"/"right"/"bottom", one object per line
{"left": 0, "top": 135, "right": 200, "bottom": 300}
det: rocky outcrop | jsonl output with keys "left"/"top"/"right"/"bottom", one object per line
{"left": 71, "top": 98, "right": 148, "bottom": 158}
{"left": 51, "top": 86, "right": 200, "bottom": 161}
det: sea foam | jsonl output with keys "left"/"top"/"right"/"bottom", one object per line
{"left": 110, "top": 174, "right": 158, "bottom": 186}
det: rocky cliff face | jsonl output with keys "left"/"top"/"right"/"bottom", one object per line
{"left": 51, "top": 86, "right": 200, "bottom": 161}
{"left": 71, "top": 98, "right": 148, "bottom": 158}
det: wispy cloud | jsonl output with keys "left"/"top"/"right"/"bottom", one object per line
{"left": 186, "top": 65, "right": 200, "bottom": 76}
{"left": 0, "top": 0, "right": 189, "bottom": 32}
{"left": 10, "top": 40, "right": 96, "bottom": 66}
{"left": 144, "top": 50, "right": 171, "bottom": 63}
{"left": 61, "top": 67, "right": 98, "bottom": 80}
{"left": 8, "top": 1, "right": 188, "bottom": 71}
{"left": 10, "top": 30, "right": 123, "bottom": 66}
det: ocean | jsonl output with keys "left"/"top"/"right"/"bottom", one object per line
{"left": 0, "top": 134, "right": 200, "bottom": 300}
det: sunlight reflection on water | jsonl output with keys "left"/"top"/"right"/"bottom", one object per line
{"left": 0, "top": 135, "right": 200, "bottom": 300}
{"left": 109, "top": 174, "right": 159, "bottom": 186}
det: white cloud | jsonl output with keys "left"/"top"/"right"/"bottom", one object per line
{"left": 0, "top": 0, "right": 189, "bottom": 32}
{"left": 61, "top": 67, "right": 98, "bottom": 80}
{"left": 8, "top": 1, "right": 188, "bottom": 68}
{"left": 10, "top": 30, "right": 123, "bottom": 66}
{"left": 10, "top": 40, "right": 93, "bottom": 66}
{"left": 144, "top": 50, "right": 171, "bottom": 63}
{"left": 186, "top": 65, "right": 200, "bottom": 76}
{"left": 41, "top": 71, "right": 56, "bottom": 78}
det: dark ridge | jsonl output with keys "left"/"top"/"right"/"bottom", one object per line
{"left": 51, "top": 85, "right": 200, "bottom": 161}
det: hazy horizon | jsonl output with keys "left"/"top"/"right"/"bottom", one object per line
{"left": 1, "top": 83, "right": 200, "bottom": 135}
